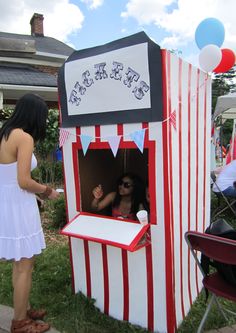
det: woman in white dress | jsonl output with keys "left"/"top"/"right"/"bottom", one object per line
{"left": 0, "top": 94, "right": 59, "bottom": 333}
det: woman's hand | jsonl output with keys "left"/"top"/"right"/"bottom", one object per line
{"left": 48, "top": 188, "right": 60, "bottom": 200}
{"left": 92, "top": 184, "right": 103, "bottom": 199}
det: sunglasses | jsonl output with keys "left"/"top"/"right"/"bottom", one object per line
{"left": 118, "top": 180, "right": 133, "bottom": 189}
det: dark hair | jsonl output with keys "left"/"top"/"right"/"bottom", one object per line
{"left": 0, "top": 93, "right": 48, "bottom": 143}
{"left": 113, "top": 172, "right": 146, "bottom": 215}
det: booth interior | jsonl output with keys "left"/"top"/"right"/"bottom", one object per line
{"left": 78, "top": 147, "right": 149, "bottom": 215}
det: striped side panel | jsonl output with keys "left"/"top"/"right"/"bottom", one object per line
{"left": 164, "top": 52, "right": 211, "bottom": 327}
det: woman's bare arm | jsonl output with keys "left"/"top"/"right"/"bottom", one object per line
{"left": 16, "top": 131, "right": 58, "bottom": 199}
{"left": 91, "top": 190, "right": 116, "bottom": 212}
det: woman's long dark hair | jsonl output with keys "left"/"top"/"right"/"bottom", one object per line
{"left": 0, "top": 93, "right": 48, "bottom": 143}
{"left": 113, "top": 172, "right": 146, "bottom": 215}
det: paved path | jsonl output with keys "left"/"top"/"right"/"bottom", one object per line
{"left": 205, "top": 325, "right": 236, "bottom": 333}
{"left": 1, "top": 303, "right": 236, "bottom": 333}
{"left": 0, "top": 305, "right": 60, "bottom": 333}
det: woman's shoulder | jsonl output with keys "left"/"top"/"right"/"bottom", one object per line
{"left": 11, "top": 129, "right": 33, "bottom": 143}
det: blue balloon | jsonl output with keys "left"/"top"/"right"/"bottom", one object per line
{"left": 195, "top": 17, "right": 225, "bottom": 49}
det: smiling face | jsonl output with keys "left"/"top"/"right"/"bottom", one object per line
{"left": 118, "top": 176, "right": 134, "bottom": 196}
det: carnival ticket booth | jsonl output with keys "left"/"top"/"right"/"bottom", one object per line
{"left": 58, "top": 32, "right": 211, "bottom": 333}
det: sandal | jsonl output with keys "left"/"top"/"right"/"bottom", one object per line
{"left": 11, "top": 318, "right": 50, "bottom": 333}
{"left": 27, "top": 309, "right": 47, "bottom": 320}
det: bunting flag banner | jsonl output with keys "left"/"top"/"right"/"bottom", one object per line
{"left": 80, "top": 134, "right": 93, "bottom": 155}
{"left": 59, "top": 128, "right": 70, "bottom": 148}
{"left": 107, "top": 136, "right": 121, "bottom": 157}
{"left": 129, "top": 129, "right": 146, "bottom": 153}
{"left": 170, "top": 110, "right": 176, "bottom": 130}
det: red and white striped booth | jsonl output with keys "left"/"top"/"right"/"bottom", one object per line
{"left": 58, "top": 32, "right": 211, "bottom": 333}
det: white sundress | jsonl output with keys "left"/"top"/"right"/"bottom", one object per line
{"left": 0, "top": 154, "right": 46, "bottom": 261}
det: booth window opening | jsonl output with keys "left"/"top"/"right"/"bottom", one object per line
{"left": 77, "top": 148, "right": 149, "bottom": 221}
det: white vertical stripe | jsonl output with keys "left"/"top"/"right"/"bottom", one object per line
{"left": 63, "top": 127, "right": 78, "bottom": 220}
{"left": 151, "top": 226, "right": 167, "bottom": 333}
{"left": 107, "top": 246, "right": 124, "bottom": 320}
{"left": 189, "top": 66, "right": 198, "bottom": 301}
{"left": 197, "top": 72, "right": 206, "bottom": 233}
{"left": 127, "top": 248, "right": 148, "bottom": 327}
{"left": 70, "top": 238, "right": 87, "bottom": 294}
{"left": 88, "top": 242, "right": 104, "bottom": 311}
{"left": 80, "top": 126, "right": 96, "bottom": 140}
{"left": 100, "top": 124, "right": 118, "bottom": 140}
{"left": 123, "top": 123, "right": 143, "bottom": 141}
{"left": 181, "top": 60, "right": 191, "bottom": 316}
{"left": 206, "top": 78, "right": 212, "bottom": 225}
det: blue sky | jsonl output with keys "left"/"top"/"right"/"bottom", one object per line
{"left": 0, "top": 0, "right": 235, "bottom": 67}
{"left": 69, "top": 0, "right": 175, "bottom": 51}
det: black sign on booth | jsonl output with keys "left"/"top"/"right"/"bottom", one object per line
{"left": 58, "top": 32, "right": 163, "bottom": 127}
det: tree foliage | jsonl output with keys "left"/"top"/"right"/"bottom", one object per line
{"left": 35, "top": 109, "right": 59, "bottom": 159}
{"left": 212, "top": 65, "right": 236, "bottom": 112}
{"left": 212, "top": 66, "right": 236, "bottom": 147}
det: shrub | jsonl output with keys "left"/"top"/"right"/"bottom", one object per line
{"left": 32, "top": 160, "right": 64, "bottom": 184}
{"left": 50, "top": 195, "right": 67, "bottom": 229}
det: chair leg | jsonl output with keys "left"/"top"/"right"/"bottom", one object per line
{"left": 214, "top": 296, "right": 228, "bottom": 321}
{"left": 197, "top": 295, "right": 215, "bottom": 333}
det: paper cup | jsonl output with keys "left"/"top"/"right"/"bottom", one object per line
{"left": 136, "top": 210, "right": 148, "bottom": 225}
{"left": 56, "top": 188, "right": 64, "bottom": 193}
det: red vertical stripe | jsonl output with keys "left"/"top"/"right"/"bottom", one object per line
{"left": 187, "top": 64, "right": 193, "bottom": 307}
{"left": 122, "top": 250, "right": 129, "bottom": 321}
{"left": 95, "top": 125, "right": 101, "bottom": 143}
{"left": 117, "top": 124, "right": 123, "bottom": 137}
{"left": 73, "top": 127, "right": 81, "bottom": 212}
{"left": 178, "top": 58, "right": 185, "bottom": 319}
{"left": 84, "top": 240, "right": 91, "bottom": 297}
{"left": 161, "top": 50, "right": 176, "bottom": 333}
{"left": 102, "top": 244, "right": 109, "bottom": 314}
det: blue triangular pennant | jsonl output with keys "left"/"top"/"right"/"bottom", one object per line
{"left": 129, "top": 129, "right": 146, "bottom": 153}
{"left": 80, "top": 134, "right": 92, "bottom": 155}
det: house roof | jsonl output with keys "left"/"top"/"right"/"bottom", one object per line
{"left": 0, "top": 31, "right": 74, "bottom": 57}
{"left": 0, "top": 64, "right": 57, "bottom": 86}
{"left": 0, "top": 22, "right": 74, "bottom": 105}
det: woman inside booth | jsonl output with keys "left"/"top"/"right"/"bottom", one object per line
{"left": 91, "top": 172, "right": 148, "bottom": 221}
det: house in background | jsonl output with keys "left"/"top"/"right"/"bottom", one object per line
{"left": 0, "top": 13, "right": 74, "bottom": 112}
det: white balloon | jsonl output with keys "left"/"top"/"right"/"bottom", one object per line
{"left": 199, "top": 44, "right": 222, "bottom": 72}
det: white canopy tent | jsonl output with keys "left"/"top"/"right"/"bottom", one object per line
{"left": 211, "top": 92, "right": 236, "bottom": 169}
{"left": 213, "top": 92, "right": 236, "bottom": 120}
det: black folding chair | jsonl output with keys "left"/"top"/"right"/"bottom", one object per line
{"left": 211, "top": 171, "right": 236, "bottom": 221}
{"left": 185, "top": 231, "right": 236, "bottom": 333}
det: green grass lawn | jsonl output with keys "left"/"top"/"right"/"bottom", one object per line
{"left": 1, "top": 196, "right": 236, "bottom": 333}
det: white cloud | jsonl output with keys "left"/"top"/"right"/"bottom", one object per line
{"left": 80, "top": 0, "right": 104, "bottom": 10}
{"left": 121, "top": 0, "right": 174, "bottom": 25}
{"left": 121, "top": 0, "right": 236, "bottom": 50}
{"left": 0, "top": 0, "right": 84, "bottom": 44}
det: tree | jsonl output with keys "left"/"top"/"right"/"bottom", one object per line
{"left": 212, "top": 65, "right": 236, "bottom": 112}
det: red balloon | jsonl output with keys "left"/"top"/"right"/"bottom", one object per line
{"left": 213, "top": 48, "right": 235, "bottom": 73}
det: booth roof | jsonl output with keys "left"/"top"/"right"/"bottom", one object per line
{"left": 213, "top": 92, "right": 236, "bottom": 120}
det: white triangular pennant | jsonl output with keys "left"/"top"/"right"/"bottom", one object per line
{"left": 107, "top": 136, "right": 121, "bottom": 157}
{"left": 129, "top": 129, "right": 145, "bottom": 153}
{"left": 80, "top": 134, "right": 92, "bottom": 155}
